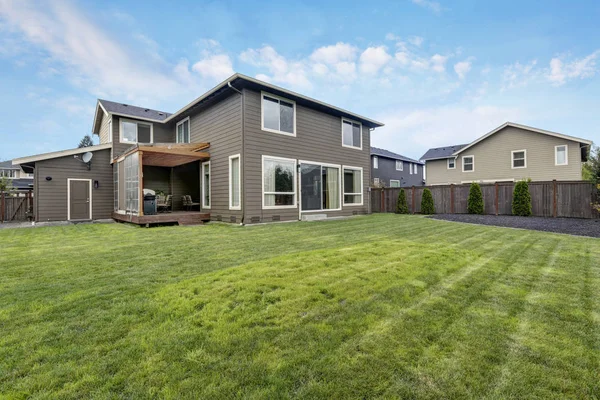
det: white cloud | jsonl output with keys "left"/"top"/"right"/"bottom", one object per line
{"left": 410, "top": 0, "right": 443, "bottom": 14}
{"left": 430, "top": 54, "right": 447, "bottom": 73}
{"left": 359, "top": 46, "right": 392, "bottom": 74}
{"left": 310, "top": 42, "right": 358, "bottom": 64}
{"left": 502, "top": 60, "right": 538, "bottom": 90}
{"left": 408, "top": 36, "right": 424, "bottom": 47}
{"left": 547, "top": 51, "right": 599, "bottom": 85}
{"left": 240, "top": 46, "right": 311, "bottom": 89}
{"left": 192, "top": 54, "right": 234, "bottom": 81}
{"left": 454, "top": 60, "right": 472, "bottom": 79}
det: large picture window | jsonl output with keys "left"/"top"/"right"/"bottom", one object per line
{"left": 343, "top": 166, "right": 363, "bottom": 205}
{"left": 262, "top": 92, "right": 295, "bottom": 136}
{"left": 176, "top": 117, "right": 190, "bottom": 143}
{"left": 229, "top": 155, "right": 241, "bottom": 210}
{"left": 342, "top": 118, "right": 362, "bottom": 149}
{"left": 300, "top": 162, "right": 340, "bottom": 212}
{"left": 263, "top": 156, "right": 296, "bottom": 209}
{"left": 120, "top": 119, "right": 153, "bottom": 143}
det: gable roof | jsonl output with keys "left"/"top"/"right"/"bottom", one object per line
{"left": 420, "top": 144, "right": 468, "bottom": 161}
{"left": 371, "top": 147, "right": 423, "bottom": 164}
{"left": 454, "top": 122, "right": 592, "bottom": 156}
{"left": 12, "top": 143, "right": 112, "bottom": 165}
{"left": 98, "top": 99, "right": 171, "bottom": 122}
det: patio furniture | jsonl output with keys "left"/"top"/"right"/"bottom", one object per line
{"left": 157, "top": 195, "right": 172, "bottom": 213}
{"left": 183, "top": 195, "right": 200, "bottom": 211}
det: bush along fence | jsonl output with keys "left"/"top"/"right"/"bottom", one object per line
{"left": 1, "top": 190, "right": 34, "bottom": 223}
{"left": 371, "top": 180, "right": 600, "bottom": 219}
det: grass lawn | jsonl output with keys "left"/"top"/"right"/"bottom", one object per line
{"left": 1, "top": 215, "right": 599, "bottom": 399}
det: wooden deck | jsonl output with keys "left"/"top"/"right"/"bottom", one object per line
{"left": 112, "top": 211, "right": 210, "bottom": 226}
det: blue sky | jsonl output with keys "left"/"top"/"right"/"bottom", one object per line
{"left": 1, "top": 0, "right": 599, "bottom": 161}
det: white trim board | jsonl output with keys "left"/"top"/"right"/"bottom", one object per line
{"left": 67, "top": 178, "right": 92, "bottom": 221}
{"left": 12, "top": 143, "right": 112, "bottom": 165}
{"left": 229, "top": 154, "right": 241, "bottom": 210}
{"left": 202, "top": 161, "right": 211, "bottom": 209}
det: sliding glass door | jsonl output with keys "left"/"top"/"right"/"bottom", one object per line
{"left": 300, "top": 163, "right": 340, "bottom": 212}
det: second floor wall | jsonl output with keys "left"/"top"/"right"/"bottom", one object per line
{"left": 371, "top": 156, "right": 423, "bottom": 187}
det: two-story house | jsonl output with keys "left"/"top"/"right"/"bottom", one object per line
{"left": 421, "top": 122, "right": 592, "bottom": 185}
{"left": 13, "top": 74, "right": 383, "bottom": 224}
{"left": 0, "top": 160, "right": 34, "bottom": 190}
{"left": 370, "top": 147, "right": 424, "bottom": 188}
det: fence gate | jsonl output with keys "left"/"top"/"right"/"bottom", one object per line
{"left": 1, "top": 191, "right": 34, "bottom": 222}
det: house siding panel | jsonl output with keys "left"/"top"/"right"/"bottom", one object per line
{"left": 243, "top": 89, "right": 371, "bottom": 223}
{"left": 371, "top": 156, "right": 424, "bottom": 187}
{"left": 34, "top": 149, "right": 113, "bottom": 221}
{"left": 98, "top": 113, "right": 111, "bottom": 144}
{"left": 426, "top": 126, "right": 584, "bottom": 185}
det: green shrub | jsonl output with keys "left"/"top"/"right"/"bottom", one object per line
{"left": 396, "top": 188, "right": 409, "bottom": 214}
{"left": 467, "top": 183, "right": 484, "bottom": 214}
{"left": 420, "top": 188, "right": 435, "bottom": 215}
{"left": 512, "top": 180, "right": 532, "bottom": 216}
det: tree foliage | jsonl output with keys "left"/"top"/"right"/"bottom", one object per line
{"left": 420, "top": 188, "right": 435, "bottom": 215}
{"left": 78, "top": 135, "right": 94, "bottom": 148}
{"left": 512, "top": 180, "right": 532, "bottom": 216}
{"left": 583, "top": 145, "right": 600, "bottom": 184}
{"left": 0, "top": 176, "right": 13, "bottom": 192}
{"left": 396, "top": 188, "right": 409, "bottom": 214}
{"left": 467, "top": 183, "right": 484, "bottom": 214}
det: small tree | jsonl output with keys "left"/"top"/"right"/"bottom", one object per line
{"left": 0, "top": 176, "right": 13, "bottom": 192}
{"left": 467, "top": 182, "right": 484, "bottom": 214}
{"left": 396, "top": 188, "right": 409, "bottom": 214}
{"left": 78, "top": 135, "right": 94, "bottom": 148}
{"left": 583, "top": 145, "right": 600, "bottom": 184}
{"left": 420, "top": 188, "right": 435, "bottom": 215}
{"left": 512, "top": 180, "right": 532, "bottom": 216}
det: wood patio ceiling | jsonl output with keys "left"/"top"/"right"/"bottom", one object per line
{"left": 124, "top": 143, "right": 210, "bottom": 167}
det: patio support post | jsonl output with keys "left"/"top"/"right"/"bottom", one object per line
{"left": 138, "top": 151, "right": 144, "bottom": 216}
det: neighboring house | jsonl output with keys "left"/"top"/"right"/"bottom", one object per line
{"left": 370, "top": 147, "right": 424, "bottom": 187}
{"left": 421, "top": 122, "right": 592, "bottom": 185}
{"left": 13, "top": 73, "right": 383, "bottom": 224}
{"left": 0, "top": 160, "right": 34, "bottom": 190}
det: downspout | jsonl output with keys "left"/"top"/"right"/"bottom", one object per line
{"left": 228, "top": 81, "right": 245, "bottom": 225}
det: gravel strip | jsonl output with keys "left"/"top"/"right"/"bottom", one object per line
{"left": 429, "top": 214, "right": 600, "bottom": 238}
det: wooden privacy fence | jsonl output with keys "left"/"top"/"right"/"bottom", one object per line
{"left": 371, "top": 181, "right": 599, "bottom": 219}
{"left": 1, "top": 190, "right": 34, "bottom": 222}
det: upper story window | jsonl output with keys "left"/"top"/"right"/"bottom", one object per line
{"left": 512, "top": 149, "right": 527, "bottom": 169}
{"left": 0, "top": 169, "right": 16, "bottom": 178}
{"left": 447, "top": 158, "right": 455, "bottom": 169}
{"left": 462, "top": 155, "right": 474, "bottom": 172}
{"left": 262, "top": 92, "right": 295, "bottom": 136}
{"left": 176, "top": 117, "right": 190, "bottom": 143}
{"left": 120, "top": 119, "right": 153, "bottom": 144}
{"left": 342, "top": 118, "right": 362, "bottom": 149}
{"left": 373, "top": 156, "right": 378, "bottom": 169}
{"left": 555, "top": 145, "right": 568, "bottom": 166}
{"left": 396, "top": 160, "right": 403, "bottom": 171}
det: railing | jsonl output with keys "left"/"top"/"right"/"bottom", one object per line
{"left": 371, "top": 181, "right": 599, "bottom": 219}
{"left": 1, "top": 190, "right": 34, "bottom": 222}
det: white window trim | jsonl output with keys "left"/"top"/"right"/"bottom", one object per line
{"left": 262, "top": 155, "right": 297, "bottom": 210}
{"left": 299, "top": 160, "right": 342, "bottom": 213}
{"left": 395, "top": 160, "right": 403, "bottom": 171}
{"left": 228, "top": 154, "right": 241, "bottom": 210}
{"left": 555, "top": 144, "right": 569, "bottom": 166}
{"left": 447, "top": 158, "right": 456, "bottom": 169}
{"left": 67, "top": 178, "right": 92, "bottom": 221}
{"left": 261, "top": 91, "right": 296, "bottom": 137}
{"left": 176, "top": 117, "right": 191, "bottom": 144}
{"left": 462, "top": 155, "right": 475, "bottom": 173}
{"left": 342, "top": 165, "right": 363, "bottom": 206}
{"left": 373, "top": 177, "right": 380, "bottom": 185}
{"left": 511, "top": 149, "right": 527, "bottom": 169}
{"left": 119, "top": 118, "right": 154, "bottom": 144}
{"left": 373, "top": 156, "right": 378, "bottom": 169}
{"left": 390, "top": 179, "right": 400, "bottom": 188}
{"left": 341, "top": 117, "right": 363, "bottom": 150}
{"left": 201, "top": 160, "right": 211, "bottom": 209}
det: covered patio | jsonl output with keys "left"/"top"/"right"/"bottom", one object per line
{"left": 112, "top": 143, "right": 210, "bottom": 225}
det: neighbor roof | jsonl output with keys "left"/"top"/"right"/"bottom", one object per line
{"left": 371, "top": 147, "right": 423, "bottom": 164}
{"left": 420, "top": 144, "right": 468, "bottom": 161}
{"left": 0, "top": 160, "right": 20, "bottom": 169}
{"left": 98, "top": 99, "right": 171, "bottom": 122}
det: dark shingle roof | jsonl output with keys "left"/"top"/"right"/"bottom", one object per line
{"left": 10, "top": 179, "right": 33, "bottom": 190}
{"left": 420, "top": 144, "right": 468, "bottom": 161}
{"left": 99, "top": 99, "right": 171, "bottom": 121}
{"left": 371, "top": 147, "right": 423, "bottom": 164}
{"left": 0, "top": 160, "right": 19, "bottom": 169}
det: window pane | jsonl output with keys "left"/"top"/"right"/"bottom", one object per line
{"left": 373, "top": 156, "right": 378, "bottom": 168}
{"left": 513, "top": 151, "right": 525, "bottom": 159}
{"left": 231, "top": 157, "right": 240, "bottom": 207}
{"left": 344, "top": 194, "right": 362, "bottom": 204}
{"left": 322, "top": 166, "right": 340, "bottom": 210}
{"left": 557, "top": 147, "right": 566, "bottom": 164}
{"left": 390, "top": 181, "right": 400, "bottom": 188}
{"left": 263, "top": 96, "right": 279, "bottom": 131}
{"left": 352, "top": 123, "right": 361, "bottom": 147}
{"left": 121, "top": 121, "right": 137, "bottom": 142}
{"left": 463, "top": 157, "right": 473, "bottom": 171}
{"left": 264, "top": 194, "right": 294, "bottom": 206}
{"left": 514, "top": 159, "right": 525, "bottom": 167}
{"left": 342, "top": 121, "right": 353, "bottom": 146}
{"left": 280, "top": 101, "right": 294, "bottom": 133}
{"left": 301, "top": 164, "right": 322, "bottom": 211}
{"left": 344, "top": 169, "right": 356, "bottom": 194}
{"left": 138, "top": 125, "right": 151, "bottom": 143}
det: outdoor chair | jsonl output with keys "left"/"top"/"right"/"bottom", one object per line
{"left": 183, "top": 195, "right": 200, "bottom": 211}
{"left": 157, "top": 195, "right": 172, "bottom": 213}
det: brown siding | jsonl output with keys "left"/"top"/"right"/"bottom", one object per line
{"left": 34, "top": 149, "right": 113, "bottom": 221}
{"left": 242, "top": 89, "right": 371, "bottom": 223}
{"left": 171, "top": 162, "right": 200, "bottom": 211}
{"left": 143, "top": 166, "right": 171, "bottom": 196}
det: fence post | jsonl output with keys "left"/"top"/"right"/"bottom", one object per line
{"left": 553, "top": 179, "right": 557, "bottom": 218}
{"left": 495, "top": 182, "right": 499, "bottom": 216}
{"left": 450, "top": 184, "right": 454, "bottom": 214}
{"left": 380, "top": 188, "right": 385, "bottom": 213}
{"left": 0, "top": 191, "right": 4, "bottom": 223}
{"left": 411, "top": 186, "right": 416, "bottom": 214}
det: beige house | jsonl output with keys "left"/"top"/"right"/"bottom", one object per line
{"left": 421, "top": 122, "right": 592, "bottom": 185}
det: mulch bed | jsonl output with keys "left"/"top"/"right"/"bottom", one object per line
{"left": 429, "top": 214, "right": 600, "bottom": 238}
